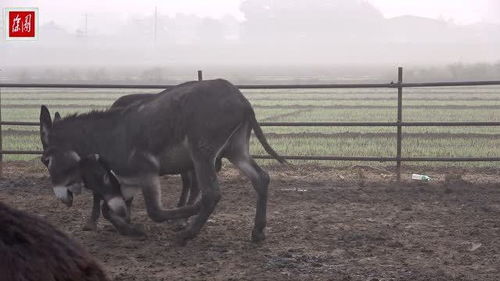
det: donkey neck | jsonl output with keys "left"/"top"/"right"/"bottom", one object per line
{"left": 52, "top": 110, "right": 128, "bottom": 158}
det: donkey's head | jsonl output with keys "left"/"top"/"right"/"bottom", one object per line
{"left": 79, "top": 154, "right": 127, "bottom": 217}
{"left": 39, "top": 105, "right": 125, "bottom": 212}
{"left": 40, "top": 106, "right": 127, "bottom": 214}
{"left": 40, "top": 105, "right": 81, "bottom": 206}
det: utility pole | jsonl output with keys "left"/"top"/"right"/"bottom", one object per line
{"left": 84, "top": 13, "right": 88, "bottom": 37}
{"left": 0, "top": 68, "right": 3, "bottom": 177}
{"left": 154, "top": 6, "right": 158, "bottom": 44}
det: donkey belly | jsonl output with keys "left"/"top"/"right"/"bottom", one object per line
{"left": 158, "top": 142, "right": 193, "bottom": 175}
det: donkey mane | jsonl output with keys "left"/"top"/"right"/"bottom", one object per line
{"left": 49, "top": 108, "right": 132, "bottom": 165}
{"left": 59, "top": 108, "right": 123, "bottom": 124}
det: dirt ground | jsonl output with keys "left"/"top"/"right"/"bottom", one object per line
{"left": 1, "top": 161, "right": 499, "bottom": 281}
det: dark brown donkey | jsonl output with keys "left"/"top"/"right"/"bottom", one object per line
{"left": 0, "top": 201, "right": 109, "bottom": 281}
{"left": 40, "top": 79, "right": 286, "bottom": 244}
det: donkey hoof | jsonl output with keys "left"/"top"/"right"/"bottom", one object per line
{"left": 251, "top": 230, "right": 266, "bottom": 243}
{"left": 119, "top": 224, "right": 146, "bottom": 237}
{"left": 82, "top": 222, "right": 98, "bottom": 231}
{"left": 129, "top": 224, "right": 146, "bottom": 236}
{"left": 127, "top": 229, "right": 146, "bottom": 237}
{"left": 175, "top": 230, "right": 194, "bottom": 246}
{"left": 171, "top": 219, "right": 188, "bottom": 232}
{"left": 175, "top": 237, "right": 188, "bottom": 247}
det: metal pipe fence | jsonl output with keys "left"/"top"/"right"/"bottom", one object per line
{"left": 1, "top": 67, "right": 499, "bottom": 179}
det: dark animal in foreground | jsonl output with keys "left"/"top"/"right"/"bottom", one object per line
{"left": 0, "top": 201, "right": 109, "bottom": 281}
{"left": 40, "top": 79, "right": 286, "bottom": 244}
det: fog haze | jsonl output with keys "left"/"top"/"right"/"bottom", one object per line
{"left": 1, "top": 0, "right": 499, "bottom": 82}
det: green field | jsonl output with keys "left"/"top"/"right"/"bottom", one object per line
{"left": 1, "top": 86, "right": 499, "bottom": 168}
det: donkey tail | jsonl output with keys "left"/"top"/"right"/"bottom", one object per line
{"left": 248, "top": 109, "right": 288, "bottom": 164}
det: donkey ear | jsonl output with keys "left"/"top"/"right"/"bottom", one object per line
{"left": 93, "top": 154, "right": 120, "bottom": 185}
{"left": 54, "top": 112, "right": 61, "bottom": 122}
{"left": 102, "top": 173, "right": 111, "bottom": 185}
{"left": 40, "top": 105, "right": 52, "bottom": 150}
{"left": 106, "top": 168, "right": 120, "bottom": 186}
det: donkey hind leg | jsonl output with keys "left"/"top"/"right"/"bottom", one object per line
{"left": 176, "top": 154, "right": 221, "bottom": 245}
{"left": 225, "top": 122, "right": 270, "bottom": 242}
{"left": 82, "top": 193, "right": 101, "bottom": 231}
{"left": 101, "top": 202, "right": 145, "bottom": 237}
{"left": 229, "top": 155, "right": 270, "bottom": 242}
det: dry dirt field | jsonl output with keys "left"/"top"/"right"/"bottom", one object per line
{"left": 1, "top": 161, "right": 499, "bottom": 281}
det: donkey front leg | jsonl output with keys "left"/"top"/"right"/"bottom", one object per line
{"left": 177, "top": 172, "right": 193, "bottom": 208}
{"left": 82, "top": 193, "right": 101, "bottom": 231}
{"left": 101, "top": 202, "right": 145, "bottom": 237}
{"left": 141, "top": 174, "right": 201, "bottom": 223}
{"left": 125, "top": 197, "right": 134, "bottom": 223}
{"left": 172, "top": 171, "right": 200, "bottom": 230}
{"left": 185, "top": 170, "right": 200, "bottom": 206}
{"left": 177, "top": 170, "right": 200, "bottom": 207}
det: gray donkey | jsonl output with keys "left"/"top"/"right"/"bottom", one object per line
{"left": 80, "top": 92, "right": 223, "bottom": 233}
{"left": 79, "top": 153, "right": 145, "bottom": 236}
{"left": 110, "top": 92, "right": 222, "bottom": 211}
{"left": 40, "top": 79, "right": 286, "bottom": 244}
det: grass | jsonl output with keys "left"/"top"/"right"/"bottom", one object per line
{"left": 1, "top": 86, "right": 499, "bottom": 168}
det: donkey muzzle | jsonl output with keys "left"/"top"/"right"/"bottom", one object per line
{"left": 106, "top": 197, "right": 128, "bottom": 218}
{"left": 53, "top": 186, "right": 73, "bottom": 207}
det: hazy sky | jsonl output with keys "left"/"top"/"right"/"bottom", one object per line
{"left": 369, "top": 0, "right": 499, "bottom": 24}
{"left": 1, "top": 0, "right": 499, "bottom": 32}
{"left": 2, "top": 0, "right": 499, "bottom": 68}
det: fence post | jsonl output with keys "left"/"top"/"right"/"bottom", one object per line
{"left": 0, "top": 86, "right": 3, "bottom": 178}
{"left": 396, "top": 67, "right": 403, "bottom": 181}
{"left": 197, "top": 70, "right": 203, "bottom": 81}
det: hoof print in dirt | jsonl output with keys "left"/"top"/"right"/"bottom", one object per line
{"left": 444, "top": 173, "right": 471, "bottom": 187}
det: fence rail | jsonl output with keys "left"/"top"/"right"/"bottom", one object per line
{"left": 2, "top": 80, "right": 500, "bottom": 89}
{"left": 3, "top": 121, "right": 500, "bottom": 127}
{"left": 1, "top": 67, "right": 500, "bottom": 180}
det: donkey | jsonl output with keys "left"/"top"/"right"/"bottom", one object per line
{"left": 0, "top": 201, "right": 110, "bottom": 281}
{"left": 77, "top": 92, "right": 222, "bottom": 232}
{"left": 79, "top": 154, "right": 145, "bottom": 236}
{"left": 49, "top": 93, "right": 220, "bottom": 233}
{"left": 48, "top": 112, "right": 144, "bottom": 234}
{"left": 40, "top": 79, "right": 286, "bottom": 244}
{"left": 110, "top": 92, "right": 223, "bottom": 210}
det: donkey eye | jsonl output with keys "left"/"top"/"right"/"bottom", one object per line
{"left": 41, "top": 157, "right": 49, "bottom": 165}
